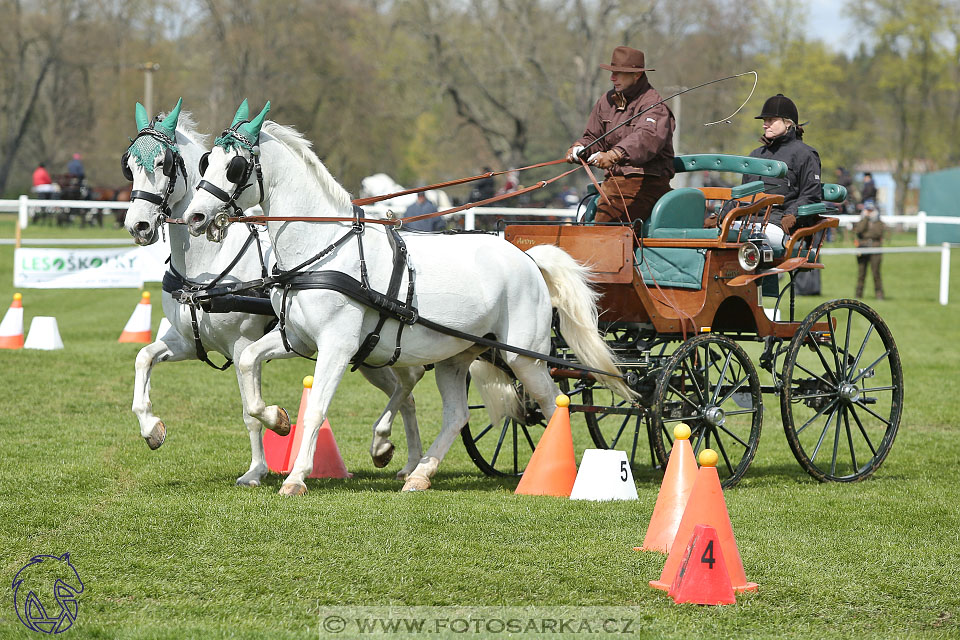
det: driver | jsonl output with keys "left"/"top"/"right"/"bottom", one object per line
{"left": 566, "top": 46, "right": 675, "bottom": 230}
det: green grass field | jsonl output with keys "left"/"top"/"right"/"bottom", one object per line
{"left": 1, "top": 216, "right": 958, "bottom": 638}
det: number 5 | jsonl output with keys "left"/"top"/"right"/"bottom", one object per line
{"left": 620, "top": 460, "right": 628, "bottom": 482}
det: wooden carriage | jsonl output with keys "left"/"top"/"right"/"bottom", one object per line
{"left": 461, "top": 155, "right": 902, "bottom": 488}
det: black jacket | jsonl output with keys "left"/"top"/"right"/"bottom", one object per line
{"left": 742, "top": 128, "right": 822, "bottom": 226}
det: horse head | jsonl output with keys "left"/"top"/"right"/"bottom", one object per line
{"left": 12, "top": 552, "right": 84, "bottom": 633}
{"left": 122, "top": 98, "right": 204, "bottom": 246}
{"left": 186, "top": 100, "right": 270, "bottom": 241}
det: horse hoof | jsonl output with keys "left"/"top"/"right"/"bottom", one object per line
{"left": 401, "top": 476, "right": 430, "bottom": 492}
{"left": 372, "top": 443, "right": 395, "bottom": 468}
{"left": 270, "top": 407, "right": 291, "bottom": 437}
{"left": 278, "top": 482, "right": 307, "bottom": 496}
{"left": 144, "top": 421, "right": 166, "bottom": 450}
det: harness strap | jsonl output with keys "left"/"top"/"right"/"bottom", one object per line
{"left": 278, "top": 270, "right": 621, "bottom": 379}
{"left": 187, "top": 300, "right": 233, "bottom": 371}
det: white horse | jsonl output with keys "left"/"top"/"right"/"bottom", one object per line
{"left": 360, "top": 173, "right": 452, "bottom": 211}
{"left": 122, "top": 99, "right": 424, "bottom": 485}
{"left": 183, "top": 101, "right": 631, "bottom": 496}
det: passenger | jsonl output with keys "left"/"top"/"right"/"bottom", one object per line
{"left": 403, "top": 190, "right": 445, "bottom": 232}
{"left": 735, "top": 94, "right": 822, "bottom": 248}
{"left": 566, "top": 46, "right": 675, "bottom": 229}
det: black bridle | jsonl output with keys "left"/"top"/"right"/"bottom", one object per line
{"left": 121, "top": 127, "right": 188, "bottom": 234}
{"left": 196, "top": 121, "right": 264, "bottom": 222}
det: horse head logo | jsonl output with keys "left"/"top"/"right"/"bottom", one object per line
{"left": 12, "top": 553, "right": 84, "bottom": 634}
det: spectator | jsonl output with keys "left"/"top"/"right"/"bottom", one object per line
{"left": 860, "top": 171, "right": 877, "bottom": 206}
{"left": 497, "top": 169, "right": 519, "bottom": 195}
{"left": 853, "top": 200, "right": 885, "bottom": 300}
{"left": 471, "top": 167, "right": 495, "bottom": 202}
{"left": 67, "top": 153, "right": 85, "bottom": 180}
{"left": 403, "top": 191, "right": 445, "bottom": 232}
{"left": 566, "top": 45, "right": 675, "bottom": 227}
{"left": 32, "top": 162, "right": 55, "bottom": 198}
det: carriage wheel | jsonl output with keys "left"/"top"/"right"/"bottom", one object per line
{"left": 780, "top": 299, "right": 902, "bottom": 482}
{"left": 651, "top": 334, "right": 763, "bottom": 488}
{"left": 460, "top": 376, "right": 576, "bottom": 477}
{"left": 581, "top": 373, "right": 657, "bottom": 471}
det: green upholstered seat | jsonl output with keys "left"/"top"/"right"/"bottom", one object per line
{"left": 645, "top": 188, "right": 706, "bottom": 236}
{"left": 635, "top": 247, "right": 707, "bottom": 290}
{"left": 673, "top": 154, "right": 788, "bottom": 178}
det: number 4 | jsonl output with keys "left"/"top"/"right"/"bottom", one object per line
{"left": 701, "top": 540, "right": 716, "bottom": 569}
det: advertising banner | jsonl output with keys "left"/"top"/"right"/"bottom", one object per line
{"left": 13, "top": 243, "right": 169, "bottom": 288}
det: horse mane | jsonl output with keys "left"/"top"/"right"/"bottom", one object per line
{"left": 262, "top": 121, "right": 353, "bottom": 212}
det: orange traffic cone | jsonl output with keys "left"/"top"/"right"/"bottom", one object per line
{"left": 650, "top": 449, "right": 758, "bottom": 593}
{"left": 263, "top": 376, "right": 352, "bottom": 478}
{"left": 636, "top": 423, "right": 699, "bottom": 553}
{"left": 119, "top": 291, "right": 153, "bottom": 343}
{"left": 668, "top": 524, "right": 736, "bottom": 605}
{"left": 515, "top": 394, "right": 577, "bottom": 497}
{"left": 0, "top": 293, "right": 25, "bottom": 349}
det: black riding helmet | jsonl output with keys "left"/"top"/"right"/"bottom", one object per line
{"left": 755, "top": 94, "right": 799, "bottom": 123}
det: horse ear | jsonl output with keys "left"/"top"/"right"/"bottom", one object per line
{"left": 230, "top": 99, "right": 250, "bottom": 128}
{"left": 239, "top": 101, "right": 270, "bottom": 143}
{"left": 135, "top": 102, "right": 150, "bottom": 131}
{"left": 156, "top": 97, "right": 182, "bottom": 140}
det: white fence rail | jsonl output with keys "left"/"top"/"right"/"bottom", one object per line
{"left": 2, "top": 197, "right": 956, "bottom": 303}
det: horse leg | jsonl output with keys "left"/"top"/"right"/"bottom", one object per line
{"left": 233, "top": 334, "right": 300, "bottom": 487}
{"left": 402, "top": 354, "right": 474, "bottom": 492}
{"left": 393, "top": 365, "right": 426, "bottom": 480}
{"left": 279, "top": 345, "right": 354, "bottom": 496}
{"left": 359, "top": 365, "right": 426, "bottom": 478}
{"left": 132, "top": 331, "right": 195, "bottom": 450}
{"left": 503, "top": 354, "right": 559, "bottom": 424}
{"left": 237, "top": 330, "right": 307, "bottom": 436}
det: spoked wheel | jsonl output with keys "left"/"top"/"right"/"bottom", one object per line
{"left": 581, "top": 373, "right": 656, "bottom": 471}
{"left": 651, "top": 334, "right": 763, "bottom": 488}
{"left": 780, "top": 299, "right": 903, "bottom": 482}
{"left": 461, "top": 373, "right": 576, "bottom": 477}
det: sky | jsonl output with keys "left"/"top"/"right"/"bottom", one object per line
{"left": 806, "top": 0, "right": 864, "bottom": 55}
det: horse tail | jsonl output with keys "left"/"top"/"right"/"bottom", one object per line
{"left": 525, "top": 244, "right": 635, "bottom": 401}
{"left": 468, "top": 358, "right": 525, "bottom": 425}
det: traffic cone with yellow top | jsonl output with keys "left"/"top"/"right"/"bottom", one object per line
{"left": 119, "top": 291, "right": 153, "bottom": 343}
{"left": 650, "top": 448, "right": 757, "bottom": 594}
{"left": 515, "top": 394, "right": 578, "bottom": 497}
{"left": 264, "top": 375, "right": 352, "bottom": 478}
{"left": 0, "top": 293, "right": 25, "bottom": 349}
{"left": 636, "top": 422, "right": 699, "bottom": 553}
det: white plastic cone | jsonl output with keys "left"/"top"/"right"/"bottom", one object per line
{"left": 0, "top": 293, "right": 25, "bottom": 349}
{"left": 119, "top": 291, "right": 153, "bottom": 343}
{"left": 23, "top": 316, "right": 64, "bottom": 350}
{"left": 569, "top": 449, "right": 639, "bottom": 501}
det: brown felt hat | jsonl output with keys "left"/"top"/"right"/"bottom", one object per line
{"left": 598, "top": 46, "right": 654, "bottom": 73}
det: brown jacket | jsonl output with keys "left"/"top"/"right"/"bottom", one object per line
{"left": 575, "top": 76, "right": 676, "bottom": 179}
{"left": 853, "top": 216, "right": 885, "bottom": 247}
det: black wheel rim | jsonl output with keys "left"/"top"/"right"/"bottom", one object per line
{"left": 780, "top": 299, "right": 902, "bottom": 482}
{"left": 652, "top": 334, "right": 763, "bottom": 488}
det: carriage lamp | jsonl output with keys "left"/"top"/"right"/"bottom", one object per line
{"left": 738, "top": 242, "right": 761, "bottom": 271}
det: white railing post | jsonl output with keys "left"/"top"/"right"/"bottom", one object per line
{"left": 18, "top": 194, "right": 30, "bottom": 229}
{"left": 464, "top": 208, "right": 475, "bottom": 231}
{"left": 940, "top": 242, "right": 951, "bottom": 306}
{"left": 917, "top": 211, "right": 926, "bottom": 246}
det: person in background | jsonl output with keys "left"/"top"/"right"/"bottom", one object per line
{"left": 32, "top": 162, "right": 55, "bottom": 197}
{"left": 566, "top": 45, "right": 675, "bottom": 229}
{"left": 860, "top": 171, "right": 877, "bottom": 207}
{"left": 67, "top": 153, "right": 85, "bottom": 180}
{"left": 472, "top": 167, "right": 495, "bottom": 202}
{"left": 853, "top": 199, "right": 885, "bottom": 300}
{"left": 403, "top": 191, "right": 445, "bottom": 232}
